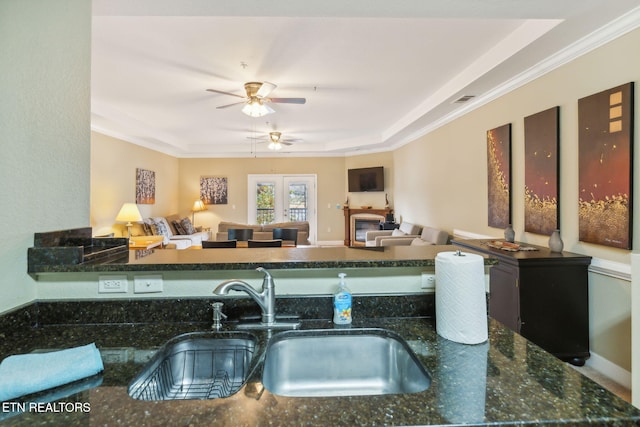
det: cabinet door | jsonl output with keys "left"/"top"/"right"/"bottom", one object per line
{"left": 518, "top": 265, "right": 590, "bottom": 358}
{"left": 489, "top": 263, "right": 520, "bottom": 332}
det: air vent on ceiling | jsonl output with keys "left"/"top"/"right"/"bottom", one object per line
{"left": 453, "top": 95, "right": 475, "bottom": 103}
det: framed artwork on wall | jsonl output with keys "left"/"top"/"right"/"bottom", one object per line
{"left": 200, "top": 176, "right": 228, "bottom": 205}
{"left": 578, "top": 82, "right": 634, "bottom": 249}
{"left": 487, "top": 123, "right": 512, "bottom": 229}
{"left": 135, "top": 168, "right": 155, "bottom": 204}
{"left": 524, "top": 106, "right": 560, "bottom": 235}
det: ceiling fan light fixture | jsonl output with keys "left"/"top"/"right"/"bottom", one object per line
{"left": 268, "top": 141, "right": 283, "bottom": 150}
{"left": 242, "top": 98, "right": 274, "bottom": 117}
{"left": 269, "top": 132, "right": 282, "bottom": 143}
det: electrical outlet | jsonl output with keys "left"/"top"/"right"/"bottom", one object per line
{"left": 99, "top": 275, "right": 128, "bottom": 293}
{"left": 134, "top": 275, "right": 163, "bottom": 293}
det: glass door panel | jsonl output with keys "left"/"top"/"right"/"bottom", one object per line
{"left": 248, "top": 175, "right": 316, "bottom": 243}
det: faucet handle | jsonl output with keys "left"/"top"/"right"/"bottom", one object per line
{"left": 256, "top": 267, "right": 274, "bottom": 289}
{"left": 256, "top": 266, "right": 271, "bottom": 280}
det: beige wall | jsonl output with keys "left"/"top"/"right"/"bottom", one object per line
{"left": 177, "top": 157, "right": 346, "bottom": 242}
{"left": 90, "top": 141, "right": 350, "bottom": 241}
{"left": 345, "top": 152, "right": 394, "bottom": 215}
{"left": 394, "top": 28, "right": 640, "bottom": 372}
{"left": 90, "top": 132, "right": 180, "bottom": 237}
{"left": 394, "top": 28, "right": 640, "bottom": 261}
{"left": 90, "top": 143, "right": 396, "bottom": 242}
{"left": 0, "top": 1, "right": 91, "bottom": 313}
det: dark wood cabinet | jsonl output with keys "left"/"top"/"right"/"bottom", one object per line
{"left": 453, "top": 239, "right": 591, "bottom": 366}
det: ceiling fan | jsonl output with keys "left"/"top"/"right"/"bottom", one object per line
{"left": 247, "top": 131, "right": 302, "bottom": 150}
{"left": 206, "top": 82, "right": 306, "bottom": 117}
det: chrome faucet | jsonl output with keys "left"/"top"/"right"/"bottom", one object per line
{"left": 213, "top": 267, "right": 300, "bottom": 330}
{"left": 214, "top": 267, "right": 277, "bottom": 325}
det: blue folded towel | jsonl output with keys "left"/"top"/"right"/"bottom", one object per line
{"left": 0, "top": 343, "right": 104, "bottom": 401}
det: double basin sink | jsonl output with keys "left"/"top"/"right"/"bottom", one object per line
{"left": 128, "top": 328, "right": 431, "bottom": 400}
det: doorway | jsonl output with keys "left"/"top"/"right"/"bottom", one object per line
{"left": 248, "top": 174, "right": 316, "bottom": 243}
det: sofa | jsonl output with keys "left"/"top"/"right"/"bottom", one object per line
{"left": 131, "top": 214, "right": 210, "bottom": 249}
{"left": 215, "top": 221, "right": 310, "bottom": 245}
{"left": 365, "top": 222, "right": 449, "bottom": 247}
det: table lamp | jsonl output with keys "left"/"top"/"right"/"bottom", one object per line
{"left": 116, "top": 202, "right": 143, "bottom": 240}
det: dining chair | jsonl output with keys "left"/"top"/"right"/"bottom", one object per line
{"left": 247, "top": 239, "right": 283, "bottom": 248}
{"left": 227, "top": 228, "right": 254, "bottom": 241}
{"left": 272, "top": 228, "right": 298, "bottom": 246}
{"left": 202, "top": 240, "right": 237, "bottom": 248}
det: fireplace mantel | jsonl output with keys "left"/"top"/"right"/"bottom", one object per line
{"left": 343, "top": 207, "right": 392, "bottom": 246}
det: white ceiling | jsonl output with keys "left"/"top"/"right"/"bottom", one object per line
{"left": 91, "top": 0, "right": 640, "bottom": 158}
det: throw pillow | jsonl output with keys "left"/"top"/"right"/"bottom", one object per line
{"left": 173, "top": 220, "right": 186, "bottom": 235}
{"left": 391, "top": 229, "right": 405, "bottom": 237}
{"left": 179, "top": 217, "right": 196, "bottom": 235}
{"left": 142, "top": 222, "right": 153, "bottom": 236}
{"left": 151, "top": 217, "right": 171, "bottom": 237}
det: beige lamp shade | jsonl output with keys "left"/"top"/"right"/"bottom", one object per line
{"left": 192, "top": 200, "right": 206, "bottom": 212}
{"left": 116, "top": 203, "right": 142, "bottom": 240}
{"left": 116, "top": 203, "right": 143, "bottom": 223}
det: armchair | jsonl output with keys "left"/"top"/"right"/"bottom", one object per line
{"left": 365, "top": 222, "right": 421, "bottom": 247}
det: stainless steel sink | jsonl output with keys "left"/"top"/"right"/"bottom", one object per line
{"left": 262, "top": 328, "right": 431, "bottom": 397}
{"left": 128, "top": 331, "right": 257, "bottom": 400}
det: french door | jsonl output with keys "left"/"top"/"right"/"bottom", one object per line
{"left": 247, "top": 174, "right": 316, "bottom": 243}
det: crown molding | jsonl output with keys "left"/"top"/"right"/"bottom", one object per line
{"left": 390, "top": 6, "right": 640, "bottom": 151}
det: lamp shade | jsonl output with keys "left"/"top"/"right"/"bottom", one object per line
{"left": 115, "top": 203, "right": 143, "bottom": 223}
{"left": 192, "top": 200, "right": 206, "bottom": 212}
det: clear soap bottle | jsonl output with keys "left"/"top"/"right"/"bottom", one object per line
{"left": 333, "top": 273, "right": 352, "bottom": 325}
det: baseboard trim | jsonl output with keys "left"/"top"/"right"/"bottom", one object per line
{"left": 315, "top": 240, "right": 344, "bottom": 246}
{"left": 586, "top": 351, "right": 631, "bottom": 389}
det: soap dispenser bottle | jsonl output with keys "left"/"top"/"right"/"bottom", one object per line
{"left": 333, "top": 273, "right": 352, "bottom": 325}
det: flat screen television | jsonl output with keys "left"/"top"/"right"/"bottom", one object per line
{"left": 348, "top": 166, "right": 384, "bottom": 192}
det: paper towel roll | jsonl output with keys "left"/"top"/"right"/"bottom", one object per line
{"left": 435, "top": 251, "right": 488, "bottom": 344}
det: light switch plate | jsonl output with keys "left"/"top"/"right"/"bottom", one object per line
{"left": 134, "top": 275, "right": 163, "bottom": 293}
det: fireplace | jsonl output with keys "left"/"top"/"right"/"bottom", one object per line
{"left": 354, "top": 219, "right": 380, "bottom": 243}
{"left": 348, "top": 212, "right": 386, "bottom": 246}
{"left": 343, "top": 207, "right": 393, "bottom": 246}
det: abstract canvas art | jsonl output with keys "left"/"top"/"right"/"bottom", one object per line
{"left": 200, "top": 176, "right": 228, "bottom": 205}
{"left": 578, "top": 82, "right": 634, "bottom": 249}
{"left": 135, "top": 168, "right": 155, "bottom": 204}
{"left": 487, "top": 123, "right": 512, "bottom": 229}
{"left": 524, "top": 107, "right": 560, "bottom": 235}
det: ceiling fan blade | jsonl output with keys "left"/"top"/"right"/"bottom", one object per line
{"left": 206, "top": 88, "right": 246, "bottom": 99}
{"left": 216, "top": 101, "right": 246, "bottom": 109}
{"left": 282, "top": 138, "right": 303, "bottom": 143}
{"left": 246, "top": 135, "right": 269, "bottom": 140}
{"left": 268, "top": 97, "right": 306, "bottom": 104}
{"left": 256, "top": 81, "right": 277, "bottom": 98}
{"left": 281, "top": 141, "right": 294, "bottom": 146}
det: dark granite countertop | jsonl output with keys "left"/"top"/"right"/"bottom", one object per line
{"left": 1, "top": 297, "right": 639, "bottom": 426}
{"left": 30, "top": 244, "right": 497, "bottom": 274}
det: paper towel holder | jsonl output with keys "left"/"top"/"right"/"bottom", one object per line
{"left": 454, "top": 250, "right": 465, "bottom": 257}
